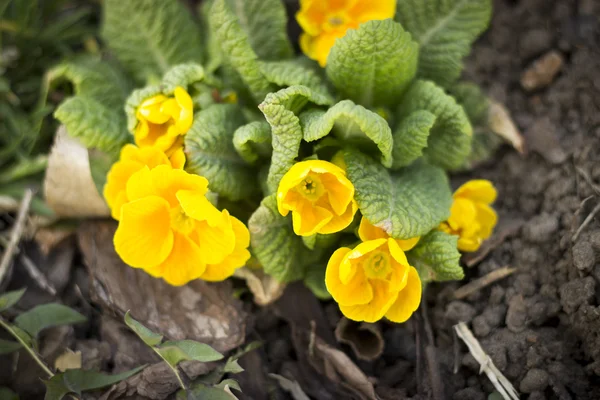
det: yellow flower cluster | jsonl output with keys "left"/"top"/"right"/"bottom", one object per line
{"left": 103, "top": 88, "right": 250, "bottom": 286}
{"left": 296, "top": 0, "right": 396, "bottom": 66}
{"left": 439, "top": 180, "right": 498, "bottom": 252}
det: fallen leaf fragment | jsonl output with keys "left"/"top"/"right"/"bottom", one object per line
{"left": 44, "top": 126, "right": 110, "bottom": 218}
{"left": 488, "top": 100, "right": 526, "bottom": 154}
{"left": 54, "top": 349, "right": 82, "bottom": 372}
{"left": 521, "top": 50, "right": 564, "bottom": 91}
{"left": 334, "top": 317, "right": 384, "bottom": 361}
{"left": 270, "top": 373, "right": 311, "bottom": 400}
{"left": 233, "top": 266, "right": 286, "bottom": 306}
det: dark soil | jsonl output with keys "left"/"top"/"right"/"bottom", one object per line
{"left": 2, "top": 0, "right": 600, "bottom": 399}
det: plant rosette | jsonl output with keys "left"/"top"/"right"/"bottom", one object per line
{"left": 50, "top": 0, "right": 500, "bottom": 323}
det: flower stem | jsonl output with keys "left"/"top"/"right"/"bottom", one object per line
{"left": 0, "top": 317, "right": 54, "bottom": 378}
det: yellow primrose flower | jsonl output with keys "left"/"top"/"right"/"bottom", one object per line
{"left": 439, "top": 179, "right": 498, "bottom": 252}
{"left": 358, "top": 216, "right": 420, "bottom": 251}
{"left": 277, "top": 160, "right": 358, "bottom": 237}
{"left": 296, "top": 0, "right": 396, "bottom": 67}
{"left": 103, "top": 144, "right": 184, "bottom": 220}
{"left": 134, "top": 86, "right": 193, "bottom": 154}
{"left": 325, "top": 238, "right": 422, "bottom": 323}
{"left": 113, "top": 164, "right": 250, "bottom": 286}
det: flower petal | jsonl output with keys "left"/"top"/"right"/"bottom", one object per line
{"left": 139, "top": 95, "right": 170, "bottom": 124}
{"left": 385, "top": 266, "right": 422, "bottom": 323}
{"left": 447, "top": 198, "right": 477, "bottom": 231}
{"left": 194, "top": 211, "right": 236, "bottom": 264}
{"left": 454, "top": 179, "right": 497, "bottom": 205}
{"left": 319, "top": 172, "right": 354, "bottom": 216}
{"left": 291, "top": 203, "right": 333, "bottom": 237}
{"left": 341, "top": 238, "right": 387, "bottom": 284}
{"left": 339, "top": 280, "right": 399, "bottom": 323}
{"left": 475, "top": 203, "right": 498, "bottom": 240}
{"left": 396, "top": 236, "right": 420, "bottom": 252}
{"left": 358, "top": 216, "right": 388, "bottom": 241}
{"left": 169, "top": 147, "right": 186, "bottom": 169}
{"left": 104, "top": 160, "right": 142, "bottom": 220}
{"left": 176, "top": 190, "right": 224, "bottom": 227}
{"left": 174, "top": 86, "right": 194, "bottom": 133}
{"left": 349, "top": 0, "right": 396, "bottom": 23}
{"left": 201, "top": 217, "right": 251, "bottom": 281}
{"left": 319, "top": 198, "right": 357, "bottom": 235}
{"left": 156, "top": 232, "right": 206, "bottom": 286}
{"left": 326, "top": 247, "right": 373, "bottom": 306}
{"left": 114, "top": 196, "right": 174, "bottom": 268}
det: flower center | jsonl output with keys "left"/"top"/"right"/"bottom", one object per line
{"left": 297, "top": 173, "right": 324, "bottom": 202}
{"left": 363, "top": 250, "right": 392, "bottom": 280}
{"left": 328, "top": 16, "right": 344, "bottom": 26}
{"left": 170, "top": 205, "right": 195, "bottom": 235}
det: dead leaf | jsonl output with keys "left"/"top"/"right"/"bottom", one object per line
{"left": 312, "top": 335, "right": 378, "bottom": 400}
{"left": 44, "top": 126, "right": 110, "bottom": 218}
{"left": 488, "top": 100, "right": 526, "bottom": 154}
{"left": 233, "top": 266, "right": 286, "bottom": 306}
{"left": 54, "top": 349, "right": 82, "bottom": 372}
{"left": 77, "top": 220, "right": 247, "bottom": 354}
{"left": 335, "top": 318, "right": 384, "bottom": 362}
{"left": 270, "top": 373, "right": 311, "bottom": 400}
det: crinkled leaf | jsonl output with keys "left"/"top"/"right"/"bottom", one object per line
{"left": 88, "top": 149, "right": 113, "bottom": 196}
{"left": 343, "top": 149, "right": 452, "bottom": 239}
{"left": 391, "top": 110, "right": 435, "bottom": 169}
{"left": 226, "top": 0, "right": 293, "bottom": 61}
{"left": 185, "top": 104, "right": 257, "bottom": 201}
{"left": 449, "top": 82, "right": 489, "bottom": 125}
{"left": 0, "top": 338, "right": 22, "bottom": 355}
{"left": 102, "top": 0, "right": 203, "bottom": 82}
{"left": 200, "top": 0, "right": 224, "bottom": 74}
{"left": 301, "top": 100, "right": 393, "bottom": 167}
{"left": 304, "top": 264, "right": 331, "bottom": 300}
{"left": 211, "top": 0, "right": 273, "bottom": 102}
{"left": 14, "top": 304, "right": 86, "bottom": 338}
{"left": 0, "top": 387, "right": 18, "bottom": 400}
{"left": 259, "top": 60, "right": 331, "bottom": 98}
{"left": 398, "top": 80, "right": 472, "bottom": 170}
{"left": 233, "top": 120, "right": 272, "bottom": 164}
{"left": 157, "top": 340, "right": 224, "bottom": 367}
{"left": 162, "top": 63, "right": 205, "bottom": 92}
{"left": 259, "top": 85, "right": 333, "bottom": 192}
{"left": 0, "top": 288, "right": 25, "bottom": 312}
{"left": 43, "top": 365, "right": 145, "bottom": 400}
{"left": 54, "top": 96, "right": 129, "bottom": 156}
{"left": 327, "top": 19, "right": 418, "bottom": 107}
{"left": 396, "top": 0, "right": 492, "bottom": 87}
{"left": 124, "top": 311, "right": 163, "bottom": 347}
{"left": 47, "top": 57, "right": 132, "bottom": 107}
{"left": 407, "top": 231, "right": 463, "bottom": 282}
{"left": 249, "top": 195, "right": 317, "bottom": 282}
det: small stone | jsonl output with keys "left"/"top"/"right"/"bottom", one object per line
{"left": 521, "top": 51, "right": 564, "bottom": 91}
{"left": 445, "top": 301, "right": 477, "bottom": 323}
{"left": 452, "top": 387, "right": 485, "bottom": 400}
{"left": 483, "top": 305, "right": 506, "bottom": 328}
{"left": 525, "top": 117, "right": 567, "bottom": 165}
{"left": 528, "top": 392, "right": 547, "bottom": 400}
{"left": 559, "top": 277, "right": 596, "bottom": 314}
{"left": 523, "top": 214, "right": 559, "bottom": 243}
{"left": 589, "top": 230, "right": 600, "bottom": 250}
{"left": 520, "top": 369, "right": 549, "bottom": 393}
{"left": 527, "top": 347, "right": 543, "bottom": 368}
{"left": 506, "top": 295, "right": 528, "bottom": 332}
{"left": 472, "top": 315, "right": 491, "bottom": 337}
{"left": 519, "top": 29, "right": 553, "bottom": 59}
{"left": 573, "top": 240, "right": 596, "bottom": 273}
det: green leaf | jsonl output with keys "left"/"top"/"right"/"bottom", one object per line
{"left": 47, "top": 57, "right": 133, "bottom": 107}
{"left": 0, "top": 288, "right": 26, "bottom": 312}
{"left": 162, "top": 63, "right": 205, "bottom": 92}
{"left": 54, "top": 96, "right": 129, "bottom": 156}
{"left": 226, "top": 0, "right": 293, "bottom": 61}
{"left": 258, "top": 85, "right": 333, "bottom": 193}
{"left": 233, "top": 121, "right": 272, "bottom": 164}
{"left": 301, "top": 100, "right": 393, "bottom": 168}
{"left": 157, "top": 340, "right": 224, "bottom": 366}
{"left": 222, "top": 359, "right": 244, "bottom": 374}
{"left": 396, "top": 0, "right": 492, "bottom": 87}
{"left": 14, "top": 304, "right": 86, "bottom": 338}
{"left": 397, "top": 80, "right": 472, "bottom": 170}
{"left": 449, "top": 82, "right": 489, "bottom": 125}
{"left": 102, "top": 0, "right": 203, "bottom": 83}
{"left": 406, "top": 231, "right": 463, "bottom": 282}
{"left": 215, "top": 379, "right": 241, "bottom": 391}
{"left": 88, "top": 149, "right": 113, "bottom": 196}
{"left": 0, "top": 338, "right": 22, "bottom": 355}
{"left": 259, "top": 60, "right": 331, "bottom": 98}
{"left": 0, "top": 387, "right": 18, "bottom": 400}
{"left": 185, "top": 104, "right": 257, "bottom": 201}
{"left": 327, "top": 19, "right": 418, "bottom": 107}
{"left": 391, "top": 110, "right": 436, "bottom": 169}
{"left": 211, "top": 0, "right": 273, "bottom": 102}
{"left": 43, "top": 365, "right": 145, "bottom": 400}
{"left": 343, "top": 149, "right": 452, "bottom": 239}
{"left": 124, "top": 311, "right": 163, "bottom": 347}
{"left": 248, "top": 195, "right": 316, "bottom": 282}
{"left": 304, "top": 264, "right": 331, "bottom": 300}
{"left": 10, "top": 325, "right": 33, "bottom": 348}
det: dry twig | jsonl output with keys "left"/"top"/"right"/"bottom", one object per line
{"left": 454, "top": 322, "right": 519, "bottom": 400}
{"left": 572, "top": 202, "right": 600, "bottom": 243}
{"left": 19, "top": 254, "right": 57, "bottom": 296}
{"left": 0, "top": 189, "right": 34, "bottom": 287}
{"left": 454, "top": 266, "right": 517, "bottom": 300}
